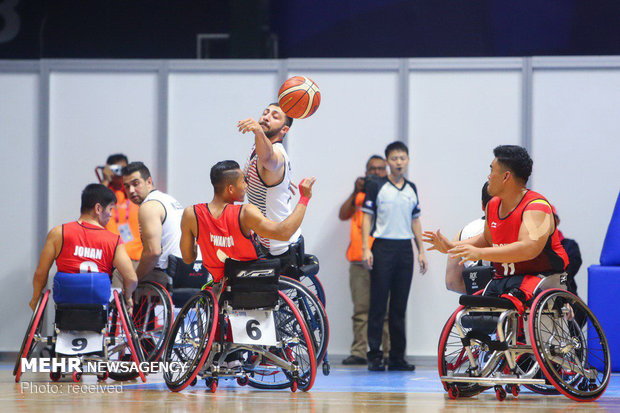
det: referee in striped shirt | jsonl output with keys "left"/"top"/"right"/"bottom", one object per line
{"left": 362, "top": 141, "right": 428, "bottom": 371}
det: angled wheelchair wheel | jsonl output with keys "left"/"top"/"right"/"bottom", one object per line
{"left": 279, "top": 276, "right": 329, "bottom": 365}
{"left": 247, "top": 291, "right": 317, "bottom": 391}
{"left": 298, "top": 274, "right": 326, "bottom": 306}
{"left": 438, "top": 304, "right": 498, "bottom": 398}
{"left": 107, "top": 291, "right": 147, "bottom": 382}
{"left": 163, "top": 289, "right": 218, "bottom": 392}
{"left": 14, "top": 290, "right": 50, "bottom": 382}
{"left": 529, "top": 289, "right": 611, "bottom": 402}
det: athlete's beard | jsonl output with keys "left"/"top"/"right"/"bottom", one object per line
{"left": 264, "top": 124, "right": 284, "bottom": 139}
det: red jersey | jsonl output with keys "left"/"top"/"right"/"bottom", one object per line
{"left": 486, "top": 190, "right": 568, "bottom": 277}
{"left": 56, "top": 221, "right": 121, "bottom": 275}
{"left": 194, "top": 203, "right": 258, "bottom": 282}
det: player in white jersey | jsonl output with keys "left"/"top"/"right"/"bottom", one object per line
{"left": 122, "top": 161, "right": 184, "bottom": 287}
{"left": 238, "top": 103, "right": 301, "bottom": 257}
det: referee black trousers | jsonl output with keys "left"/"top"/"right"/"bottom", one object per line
{"left": 367, "top": 238, "right": 414, "bottom": 361}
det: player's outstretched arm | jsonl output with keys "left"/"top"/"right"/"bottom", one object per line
{"left": 29, "top": 226, "right": 61, "bottom": 310}
{"left": 241, "top": 177, "right": 316, "bottom": 240}
{"left": 180, "top": 206, "right": 198, "bottom": 265}
{"left": 114, "top": 244, "right": 138, "bottom": 308}
{"left": 237, "top": 117, "right": 285, "bottom": 172}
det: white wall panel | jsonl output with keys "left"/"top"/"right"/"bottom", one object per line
{"left": 287, "top": 71, "right": 400, "bottom": 355}
{"left": 49, "top": 72, "right": 159, "bottom": 226}
{"left": 532, "top": 69, "right": 620, "bottom": 301}
{"left": 408, "top": 70, "right": 522, "bottom": 355}
{"left": 0, "top": 73, "right": 39, "bottom": 351}
{"left": 168, "top": 72, "right": 278, "bottom": 207}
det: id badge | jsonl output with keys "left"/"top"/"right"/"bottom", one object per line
{"left": 118, "top": 223, "right": 134, "bottom": 243}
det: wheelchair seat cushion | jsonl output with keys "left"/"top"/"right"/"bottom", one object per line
{"left": 53, "top": 272, "right": 111, "bottom": 305}
{"left": 459, "top": 294, "right": 516, "bottom": 310}
{"left": 55, "top": 303, "right": 107, "bottom": 332}
{"left": 224, "top": 258, "right": 281, "bottom": 310}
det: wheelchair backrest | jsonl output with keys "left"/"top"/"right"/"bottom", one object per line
{"left": 169, "top": 255, "right": 211, "bottom": 288}
{"left": 223, "top": 258, "right": 281, "bottom": 310}
{"left": 462, "top": 265, "right": 494, "bottom": 295}
{"left": 55, "top": 303, "right": 107, "bottom": 332}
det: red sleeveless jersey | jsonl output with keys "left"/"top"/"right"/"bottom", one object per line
{"left": 486, "top": 190, "right": 568, "bottom": 277}
{"left": 56, "top": 221, "right": 121, "bottom": 276}
{"left": 194, "top": 203, "right": 258, "bottom": 282}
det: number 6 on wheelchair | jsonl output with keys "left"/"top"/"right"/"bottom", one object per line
{"left": 162, "top": 258, "right": 317, "bottom": 393}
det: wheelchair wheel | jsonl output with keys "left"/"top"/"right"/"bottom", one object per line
{"left": 107, "top": 291, "right": 147, "bottom": 382}
{"left": 298, "top": 274, "right": 326, "bottom": 306}
{"left": 14, "top": 290, "right": 50, "bottom": 382}
{"left": 130, "top": 282, "right": 173, "bottom": 362}
{"left": 247, "top": 291, "right": 317, "bottom": 391}
{"left": 279, "top": 276, "right": 329, "bottom": 364}
{"left": 163, "top": 289, "right": 218, "bottom": 392}
{"left": 438, "top": 304, "right": 500, "bottom": 398}
{"left": 513, "top": 353, "right": 559, "bottom": 395}
{"left": 529, "top": 289, "right": 611, "bottom": 402}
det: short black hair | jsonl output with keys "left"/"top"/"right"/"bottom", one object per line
{"left": 269, "top": 102, "right": 294, "bottom": 128}
{"left": 211, "top": 160, "right": 242, "bottom": 193}
{"left": 493, "top": 145, "right": 533, "bottom": 183}
{"left": 81, "top": 183, "right": 117, "bottom": 213}
{"left": 122, "top": 161, "right": 151, "bottom": 180}
{"left": 385, "top": 141, "right": 409, "bottom": 158}
{"left": 481, "top": 182, "right": 492, "bottom": 208}
{"left": 366, "top": 155, "right": 385, "bottom": 169}
{"left": 106, "top": 153, "right": 128, "bottom": 165}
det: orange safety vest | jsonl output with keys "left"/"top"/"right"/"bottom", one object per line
{"left": 346, "top": 192, "right": 375, "bottom": 262}
{"left": 105, "top": 188, "right": 143, "bottom": 261}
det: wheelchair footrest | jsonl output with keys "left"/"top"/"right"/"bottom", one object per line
{"left": 459, "top": 295, "right": 516, "bottom": 310}
{"left": 440, "top": 374, "right": 547, "bottom": 386}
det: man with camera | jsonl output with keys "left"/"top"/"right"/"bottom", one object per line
{"left": 338, "top": 155, "right": 389, "bottom": 366}
{"left": 97, "top": 154, "right": 142, "bottom": 264}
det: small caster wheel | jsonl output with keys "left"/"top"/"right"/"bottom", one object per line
{"left": 290, "top": 380, "right": 298, "bottom": 393}
{"left": 210, "top": 380, "right": 218, "bottom": 393}
{"left": 190, "top": 377, "right": 198, "bottom": 387}
{"left": 236, "top": 377, "right": 249, "bottom": 386}
{"left": 97, "top": 372, "right": 109, "bottom": 381}
{"left": 50, "top": 371, "right": 62, "bottom": 382}
{"left": 447, "top": 384, "right": 460, "bottom": 400}
{"left": 507, "top": 384, "right": 520, "bottom": 397}
{"left": 72, "top": 371, "right": 82, "bottom": 383}
{"left": 322, "top": 362, "right": 330, "bottom": 376}
{"left": 495, "top": 385, "right": 506, "bottom": 401}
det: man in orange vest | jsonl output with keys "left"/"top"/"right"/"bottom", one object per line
{"left": 98, "top": 154, "right": 143, "bottom": 263}
{"left": 338, "top": 155, "right": 390, "bottom": 365}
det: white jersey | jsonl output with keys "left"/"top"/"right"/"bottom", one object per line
{"left": 458, "top": 217, "right": 488, "bottom": 268}
{"left": 244, "top": 142, "right": 301, "bottom": 255}
{"left": 142, "top": 189, "right": 183, "bottom": 269}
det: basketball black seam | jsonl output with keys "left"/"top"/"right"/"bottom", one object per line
{"left": 286, "top": 79, "right": 313, "bottom": 116}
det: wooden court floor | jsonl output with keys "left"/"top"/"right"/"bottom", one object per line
{"left": 3, "top": 363, "right": 620, "bottom": 412}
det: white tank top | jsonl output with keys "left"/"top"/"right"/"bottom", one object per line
{"left": 458, "top": 217, "right": 489, "bottom": 268}
{"left": 143, "top": 189, "right": 183, "bottom": 269}
{"left": 244, "top": 142, "right": 301, "bottom": 255}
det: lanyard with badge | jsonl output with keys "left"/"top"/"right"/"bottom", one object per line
{"left": 114, "top": 199, "right": 134, "bottom": 243}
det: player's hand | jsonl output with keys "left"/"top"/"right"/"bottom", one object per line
{"left": 418, "top": 253, "right": 428, "bottom": 275}
{"left": 448, "top": 244, "right": 481, "bottom": 264}
{"left": 299, "top": 177, "right": 317, "bottom": 199}
{"left": 237, "top": 118, "right": 263, "bottom": 135}
{"left": 363, "top": 248, "right": 373, "bottom": 270}
{"left": 354, "top": 177, "right": 365, "bottom": 194}
{"left": 422, "top": 229, "right": 454, "bottom": 254}
{"left": 29, "top": 296, "right": 38, "bottom": 311}
{"left": 124, "top": 295, "right": 134, "bottom": 316}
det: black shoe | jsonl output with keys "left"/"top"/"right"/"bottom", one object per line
{"left": 368, "top": 358, "right": 386, "bottom": 371}
{"left": 387, "top": 359, "right": 416, "bottom": 371}
{"left": 342, "top": 355, "right": 367, "bottom": 365}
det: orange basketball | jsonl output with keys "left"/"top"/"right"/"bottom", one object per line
{"left": 277, "top": 76, "right": 321, "bottom": 119}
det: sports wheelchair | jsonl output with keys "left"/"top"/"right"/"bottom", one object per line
{"left": 438, "top": 273, "right": 611, "bottom": 402}
{"left": 162, "top": 258, "right": 319, "bottom": 393}
{"left": 14, "top": 272, "right": 146, "bottom": 383}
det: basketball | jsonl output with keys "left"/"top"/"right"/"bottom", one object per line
{"left": 277, "top": 76, "right": 321, "bottom": 119}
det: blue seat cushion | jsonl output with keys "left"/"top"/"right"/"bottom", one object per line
{"left": 600, "top": 191, "right": 620, "bottom": 266}
{"left": 588, "top": 265, "right": 620, "bottom": 371}
{"left": 53, "top": 272, "right": 111, "bottom": 305}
